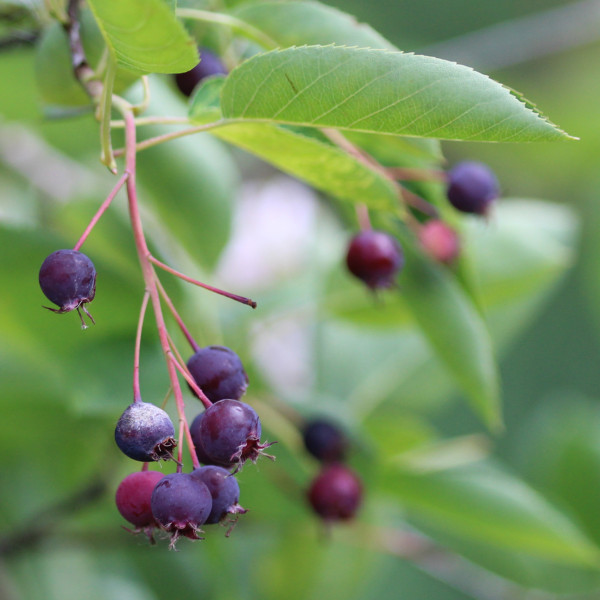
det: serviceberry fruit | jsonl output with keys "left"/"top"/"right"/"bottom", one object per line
{"left": 446, "top": 161, "right": 499, "bottom": 215}
{"left": 346, "top": 230, "right": 404, "bottom": 289}
{"left": 302, "top": 419, "right": 348, "bottom": 463}
{"left": 196, "top": 399, "right": 275, "bottom": 469}
{"left": 115, "top": 470, "right": 165, "bottom": 531}
{"left": 187, "top": 345, "right": 249, "bottom": 403}
{"left": 191, "top": 465, "right": 247, "bottom": 525}
{"left": 418, "top": 220, "right": 460, "bottom": 264}
{"left": 190, "top": 411, "right": 233, "bottom": 467}
{"left": 308, "top": 464, "right": 363, "bottom": 522}
{"left": 38, "top": 249, "right": 96, "bottom": 325}
{"left": 115, "top": 401, "right": 177, "bottom": 462}
{"left": 174, "top": 48, "right": 227, "bottom": 97}
{"left": 151, "top": 472, "right": 213, "bottom": 546}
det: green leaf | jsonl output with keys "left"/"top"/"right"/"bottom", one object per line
{"left": 221, "top": 46, "right": 571, "bottom": 142}
{"left": 381, "top": 460, "right": 600, "bottom": 569}
{"left": 190, "top": 77, "right": 399, "bottom": 210}
{"left": 399, "top": 236, "right": 501, "bottom": 430}
{"left": 86, "top": 0, "right": 198, "bottom": 74}
{"left": 234, "top": 1, "right": 395, "bottom": 49}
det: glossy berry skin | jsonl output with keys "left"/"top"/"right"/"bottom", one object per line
{"left": 115, "top": 470, "right": 165, "bottom": 528}
{"left": 446, "top": 161, "right": 499, "bottom": 215}
{"left": 151, "top": 473, "right": 213, "bottom": 545}
{"left": 418, "top": 220, "right": 460, "bottom": 265}
{"left": 302, "top": 419, "right": 348, "bottom": 463}
{"left": 191, "top": 466, "right": 247, "bottom": 524}
{"left": 115, "top": 402, "right": 177, "bottom": 462}
{"left": 190, "top": 411, "right": 232, "bottom": 468}
{"left": 187, "top": 346, "right": 249, "bottom": 403}
{"left": 174, "top": 48, "right": 227, "bottom": 97}
{"left": 39, "top": 249, "right": 96, "bottom": 313}
{"left": 308, "top": 464, "right": 363, "bottom": 522}
{"left": 197, "top": 399, "right": 273, "bottom": 468}
{"left": 346, "top": 230, "right": 404, "bottom": 289}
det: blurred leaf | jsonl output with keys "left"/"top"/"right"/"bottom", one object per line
{"left": 234, "top": 1, "right": 395, "bottom": 49}
{"left": 87, "top": 0, "right": 198, "bottom": 74}
{"left": 221, "top": 46, "right": 571, "bottom": 141}
{"left": 381, "top": 460, "right": 600, "bottom": 569}
{"left": 399, "top": 236, "right": 501, "bottom": 430}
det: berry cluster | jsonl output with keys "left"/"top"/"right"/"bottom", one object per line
{"left": 302, "top": 419, "right": 362, "bottom": 523}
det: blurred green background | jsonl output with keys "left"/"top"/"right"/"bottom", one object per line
{"left": 1, "top": 0, "right": 600, "bottom": 598}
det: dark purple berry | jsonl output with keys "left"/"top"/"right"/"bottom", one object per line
{"left": 196, "top": 399, "right": 275, "bottom": 469}
{"left": 151, "top": 472, "right": 213, "bottom": 546}
{"left": 191, "top": 465, "right": 247, "bottom": 525}
{"left": 190, "top": 411, "right": 233, "bottom": 467}
{"left": 308, "top": 464, "right": 363, "bottom": 522}
{"left": 187, "top": 346, "right": 249, "bottom": 403}
{"left": 446, "top": 161, "right": 499, "bottom": 215}
{"left": 302, "top": 419, "right": 348, "bottom": 463}
{"left": 174, "top": 48, "right": 227, "bottom": 97}
{"left": 39, "top": 249, "right": 96, "bottom": 326}
{"left": 418, "top": 220, "right": 460, "bottom": 264}
{"left": 115, "top": 401, "right": 177, "bottom": 462}
{"left": 115, "top": 470, "right": 165, "bottom": 530}
{"left": 346, "top": 230, "right": 404, "bottom": 289}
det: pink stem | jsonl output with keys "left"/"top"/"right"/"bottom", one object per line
{"left": 170, "top": 354, "right": 212, "bottom": 410}
{"left": 149, "top": 255, "right": 257, "bottom": 309}
{"left": 356, "top": 204, "right": 371, "bottom": 231}
{"left": 73, "top": 172, "right": 128, "bottom": 251}
{"left": 155, "top": 277, "right": 200, "bottom": 352}
{"left": 387, "top": 167, "right": 448, "bottom": 182}
{"left": 133, "top": 291, "right": 150, "bottom": 403}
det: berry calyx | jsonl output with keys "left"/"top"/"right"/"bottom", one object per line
{"left": 195, "top": 399, "right": 275, "bottom": 470}
{"left": 150, "top": 472, "right": 213, "bottom": 547}
{"left": 446, "top": 161, "right": 499, "bottom": 215}
{"left": 345, "top": 230, "right": 404, "bottom": 289}
{"left": 38, "top": 249, "right": 96, "bottom": 327}
{"left": 302, "top": 419, "right": 348, "bottom": 463}
{"left": 115, "top": 402, "right": 177, "bottom": 462}
{"left": 187, "top": 345, "right": 249, "bottom": 403}
{"left": 191, "top": 465, "right": 247, "bottom": 527}
{"left": 308, "top": 464, "right": 363, "bottom": 522}
{"left": 115, "top": 470, "right": 165, "bottom": 536}
{"left": 174, "top": 48, "right": 227, "bottom": 97}
{"left": 418, "top": 220, "right": 460, "bottom": 265}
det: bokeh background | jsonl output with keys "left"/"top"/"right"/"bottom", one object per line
{"left": 1, "top": 0, "right": 600, "bottom": 598}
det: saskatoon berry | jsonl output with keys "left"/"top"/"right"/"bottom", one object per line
{"left": 115, "top": 470, "right": 165, "bottom": 529}
{"left": 151, "top": 472, "right": 213, "bottom": 546}
{"left": 38, "top": 249, "right": 96, "bottom": 324}
{"left": 196, "top": 399, "right": 274, "bottom": 469}
{"left": 187, "top": 345, "right": 249, "bottom": 403}
{"left": 346, "top": 230, "right": 404, "bottom": 289}
{"left": 174, "top": 48, "right": 227, "bottom": 97}
{"left": 191, "top": 465, "right": 247, "bottom": 525}
{"left": 115, "top": 401, "right": 177, "bottom": 462}
{"left": 418, "top": 220, "right": 460, "bottom": 265}
{"left": 302, "top": 419, "right": 348, "bottom": 463}
{"left": 308, "top": 464, "right": 363, "bottom": 522}
{"left": 446, "top": 161, "right": 499, "bottom": 215}
{"left": 190, "top": 411, "right": 232, "bottom": 467}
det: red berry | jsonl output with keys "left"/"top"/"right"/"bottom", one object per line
{"left": 418, "top": 220, "right": 460, "bottom": 264}
{"left": 115, "top": 470, "right": 165, "bottom": 529}
{"left": 346, "top": 230, "right": 404, "bottom": 289}
{"left": 308, "top": 464, "right": 362, "bottom": 521}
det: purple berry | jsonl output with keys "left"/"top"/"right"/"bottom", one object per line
{"left": 446, "top": 161, "right": 499, "bottom": 215}
{"left": 174, "top": 48, "right": 227, "bottom": 97}
{"left": 115, "top": 401, "right": 177, "bottom": 462}
{"left": 115, "top": 470, "right": 165, "bottom": 530}
{"left": 187, "top": 346, "right": 249, "bottom": 403}
{"left": 151, "top": 472, "right": 213, "bottom": 546}
{"left": 308, "top": 464, "right": 363, "bottom": 522}
{"left": 190, "top": 411, "right": 233, "bottom": 467}
{"left": 346, "top": 230, "right": 404, "bottom": 289}
{"left": 418, "top": 220, "right": 460, "bottom": 264}
{"left": 302, "top": 419, "right": 348, "bottom": 463}
{"left": 39, "top": 249, "right": 96, "bottom": 326}
{"left": 191, "top": 465, "right": 247, "bottom": 525}
{"left": 196, "top": 399, "right": 275, "bottom": 469}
